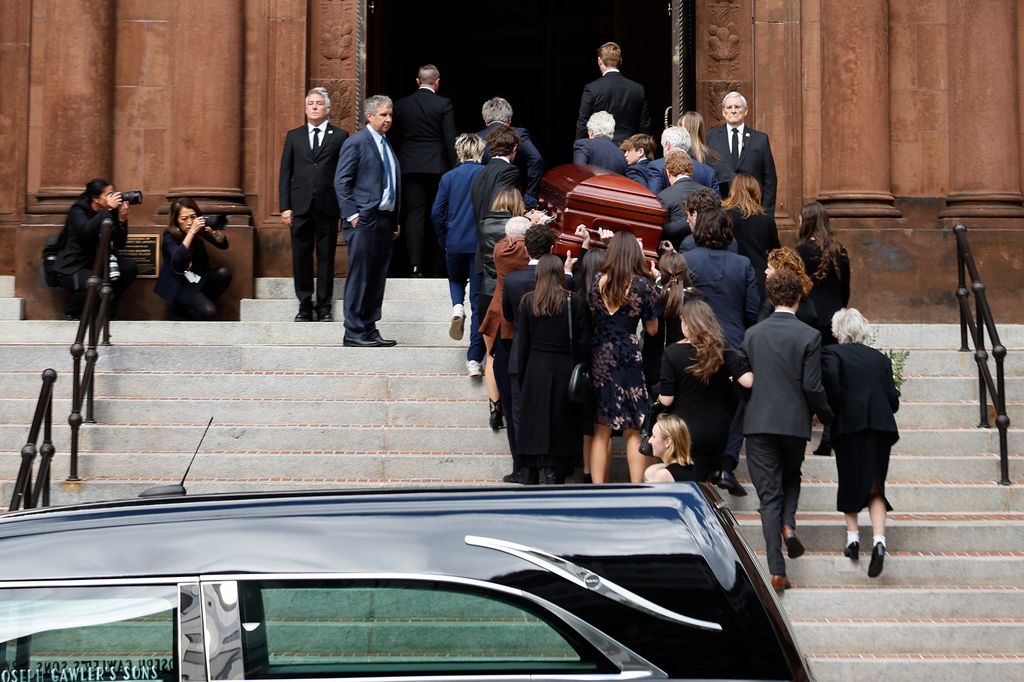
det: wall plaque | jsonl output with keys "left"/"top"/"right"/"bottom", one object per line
{"left": 121, "top": 234, "right": 160, "bottom": 278}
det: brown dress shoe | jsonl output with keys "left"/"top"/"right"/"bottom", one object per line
{"left": 771, "top": 575, "right": 792, "bottom": 593}
{"left": 782, "top": 525, "right": 805, "bottom": 559}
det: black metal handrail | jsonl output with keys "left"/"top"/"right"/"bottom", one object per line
{"left": 67, "top": 218, "right": 116, "bottom": 483}
{"left": 9, "top": 369, "right": 58, "bottom": 511}
{"left": 954, "top": 224, "right": 1011, "bottom": 486}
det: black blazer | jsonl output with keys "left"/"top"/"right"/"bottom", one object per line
{"left": 822, "top": 343, "right": 900, "bottom": 440}
{"left": 278, "top": 122, "right": 348, "bottom": 217}
{"left": 729, "top": 208, "right": 780, "bottom": 298}
{"left": 54, "top": 198, "right": 128, "bottom": 275}
{"left": 470, "top": 159, "right": 520, "bottom": 224}
{"left": 742, "top": 311, "right": 833, "bottom": 439}
{"left": 707, "top": 124, "right": 778, "bottom": 215}
{"left": 657, "top": 177, "right": 702, "bottom": 246}
{"left": 797, "top": 241, "right": 851, "bottom": 336}
{"left": 572, "top": 137, "right": 628, "bottom": 175}
{"left": 574, "top": 71, "right": 651, "bottom": 144}
{"left": 479, "top": 122, "right": 545, "bottom": 204}
{"left": 391, "top": 88, "right": 457, "bottom": 174}
{"left": 502, "top": 264, "right": 537, "bottom": 376}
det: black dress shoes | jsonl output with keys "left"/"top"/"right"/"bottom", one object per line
{"left": 369, "top": 331, "right": 397, "bottom": 347}
{"left": 714, "top": 470, "right": 748, "bottom": 497}
{"left": 295, "top": 308, "right": 314, "bottom": 322}
{"left": 868, "top": 542, "right": 886, "bottom": 578}
{"left": 316, "top": 309, "right": 333, "bottom": 322}
{"left": 843, "top": 540, "right": 860, "bottom": 561}
{"left": 343, "top": 336, "right": 388, "bottom": 347}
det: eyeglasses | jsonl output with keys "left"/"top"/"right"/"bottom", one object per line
{"left": 723, "top": 105, "right": 746, "bottom": 111}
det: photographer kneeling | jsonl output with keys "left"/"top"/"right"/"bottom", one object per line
{"left": 155, "top": 198, "right": 231, "bottom": 320}
{"left": 54, "top": 179, "right": 139, "bottom": 320}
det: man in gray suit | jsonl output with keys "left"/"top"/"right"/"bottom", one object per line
{"left": 742, "top": 269, "right": 833, "bottom": 593}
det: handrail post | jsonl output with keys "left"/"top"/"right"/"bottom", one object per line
{"left": 10, "top": 369, "right": 57, "bottom": 511}
{"left": 954, "top": 225, "right": 970, "bottom": 352}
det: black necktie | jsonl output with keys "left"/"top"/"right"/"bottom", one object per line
{"left": 312, "top": 128, "right": 321, "bottom": 154}
{"left": 731, "top": 127, "right": 740, "bottom": 166}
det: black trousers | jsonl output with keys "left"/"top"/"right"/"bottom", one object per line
{"left": 745, "top": 433, "right": 806, "bottom": 577}
{"left": 58, "top": 258, "right": 138, "bottom": 319}
{"left": 341, "top": 211, "right": 394, "bottom": 339}
{"left": 291, "top": 208, "right": 339, "bottom": 313}
{"left": 400, "top": 173, "right": 442, "bottom": 274}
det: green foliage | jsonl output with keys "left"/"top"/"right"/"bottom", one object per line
{"left": 882, "top": 348, "right": 909, "bottom": 391}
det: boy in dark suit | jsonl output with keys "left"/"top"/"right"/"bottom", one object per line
{"left": 742, "top": 269, "right": 833, "bottom": 592}
{"left": 279, "top": 87, "right": 349, "bottom": 321}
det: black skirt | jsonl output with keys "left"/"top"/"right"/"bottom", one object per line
{"left": 833, "top": 429, "right": 894, "bottom": 513}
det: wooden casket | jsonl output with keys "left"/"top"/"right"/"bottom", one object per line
{"left": 537, "top": 164, "right": 665, "bottom": 260}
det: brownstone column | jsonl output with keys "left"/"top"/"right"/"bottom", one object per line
{"left": 817, "top": 0, "right": 901, "bottom": 220}
{"left": 166, "top": 0, "right": 248, "bottom": 214}
{"left": 33, "top": 0, "right": 115, "bottom": 212}
{"left": 940, "top": 0, "right": 1024, "bottom": 221}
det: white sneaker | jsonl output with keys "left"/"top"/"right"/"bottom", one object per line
{"left": 449, "top": 304, "right": 466, "bottom": 340}
{"left": 466, "top": 360, "right": 483, "bottom": 377}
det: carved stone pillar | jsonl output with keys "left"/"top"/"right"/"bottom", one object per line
{"left": 940, "top": 0, "right": 1024, "bottom": 221}
{"left": 32, "top": 0, "right": 115, "bottom": 212}
{"left": 166, "top": 0, "right": 248, "bottom": 214}
{"left": 817, "top": 0, "right": 901, "bottom": 221}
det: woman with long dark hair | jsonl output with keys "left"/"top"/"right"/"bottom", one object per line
{"left": 154, "top": 198, "right": 231, "bottom": 320}
{"left": 515, "top": 254, "right": 591, "bottom": 484}
{"left": 53, "top": 178, "right": 139, "bottom": 320}
{"left": 797, "top": 202, "right": 850, "bottom": 345}
{"left": 589, "top": 231, "right": 659, "bottom": 483}
{"left": 722, "top": 172, "right": 779, "bottom": 300}
{"left": 658, "top": 297, "right": 752, "bottom": 480}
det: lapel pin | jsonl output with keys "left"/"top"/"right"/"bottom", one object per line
{"left": 328, "top": 129, "right": 333, "bottom": 135}
{"left": 745, "top": 132, "right": 751, "bottom": 137}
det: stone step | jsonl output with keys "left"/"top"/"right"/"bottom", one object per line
{"left": 756, "top": 551, "right": 1023, "bottom": 586}
{"left": 899, "top": 375, "right": 1024, "bottom": 402}
{"left": 0, "top": 299, "right": 23, "bottom": 320}
{"left": 255, "top": 277, "right": 450, "bottom": 301}
{"left": 240, "top": 298, "right": 464, "bottom": 323}
{"left": 729, "top": 481, "right": 1023, "bottom": 513}
{"left": 807, "top": 656, "right": 1024, "bottom": 682}
{"left": 868, "top": 323, "right": 1024, "bottom": 350}
{"left": 737, "top": 514, "right": 1024, "bottom": 553}
{"left": 0, "top": 276, "right": 14, "bottom": 297}
{"left": 783, "top": 586, "right": 1024, "bottom": 620}
{"left": 735, "top": 454, "right": 1021, "bottom": 484}
{"left": 792, "top": 618, "right": 1024, "bottom": 655}
{"left": 900, "top": 349, "right": 1023, "bottom": 376}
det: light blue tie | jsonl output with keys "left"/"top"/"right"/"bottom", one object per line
{"left": 380, "top": 136, "right": 393, "bottom": 202}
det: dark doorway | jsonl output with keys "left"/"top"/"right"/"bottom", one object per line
{"left": 366, "top": 1, "right": 673, "bottom": 168}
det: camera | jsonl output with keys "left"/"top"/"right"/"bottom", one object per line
{"left": 201, "top": 214, "right": 227, "bottom": 230}
{"left": 121, "top": 191, "right": 143, "bottom": 205}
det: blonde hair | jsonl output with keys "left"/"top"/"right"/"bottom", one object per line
{"left": 721, "top": 173, "right": 765, "bottom": 219}
{"left": 490, "top": 186, "right": 526, "bottom": 215}
{"left": 655, "top": 414, "right": 692, "bottom": 466}
{"left": 454, "top": 133, "right": 485, "bottom": 163}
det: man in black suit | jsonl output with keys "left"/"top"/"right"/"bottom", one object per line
{"left": 742, "top": 269, "right": 834, "bottom": 592}
{"left": 575, "top": 42, "right": 650, "bottom": 144}
{"left": 478, "top": 97, "right": 544, "bottom": 207}
{"left": 471, "top": 126, "right": 521, "bottom": 226}
{"left": 390, "top": 64, "right": 457, "bottom": 277}
{"left": 572, "top": 111, "right": 628, "bottom": 175}
{"left": 279, "top": 87, "right": 349, "bottom": 321}
{"left": 707, "top": 91, "right": 778, "bottom": 216}
{"left": 657, "top": 151, "right": 702, "bottom": 248}
{"left": 334, "top": 95, "right": 401, "bottom": 348}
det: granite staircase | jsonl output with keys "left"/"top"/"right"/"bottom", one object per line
{"left": 0, "top": 276, "right": 1021, "bottom": 681}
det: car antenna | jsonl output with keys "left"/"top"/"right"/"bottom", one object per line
{"left": 139, "top": 417, "right": 214, "bottom": 498}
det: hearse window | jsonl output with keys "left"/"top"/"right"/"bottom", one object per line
{"left": 235, "top": 579, "right": 613, "bottom": 678}
{"left": 0, "top": 586, "right": 177, "bottom": 682}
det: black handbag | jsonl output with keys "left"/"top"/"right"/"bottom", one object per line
{"left": 566, "top": 296, "right": 592, "bottom": 405}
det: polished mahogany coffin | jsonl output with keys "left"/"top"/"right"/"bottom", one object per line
{"left": 537, "top": 164, "right": 665, "bottom": 260}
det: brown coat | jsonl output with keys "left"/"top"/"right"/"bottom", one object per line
{"left": 480, "top": 236, "right": 528, "bottom": 339}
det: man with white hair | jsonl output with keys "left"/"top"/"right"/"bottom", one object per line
{"left": 706, "top": 91, "right": 777, "bottom": 216}
{"left": 575, "top": 41, "right": 650, "bottom": 144}
{"left": 650, "top": 126, "right": 720, "bottom": 196}
{"left": 478, "top": 97, "right": 545, "bottom": 207}
{"left": 572, "top": 111, "right": 627, "bottom": 175}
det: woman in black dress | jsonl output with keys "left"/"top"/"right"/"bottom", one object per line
{"left": 643, "top": 414, "right": 700, "bottom": 483}
{"left": 796, "top": 202, "right": 850, "bottom": 346}
{"left": 658, "top": 297, "right": 753, "bottom": 480}
{"left": 589, "top": 232, "right": 659, "bottom": 483}
{"left": 154, "top": 198, "right": 231, "bottom": 320}
{"left": 515, "top": 255, "right": 591, "bottom": 484}
{"left": 722, "top": 172, "right": 780, "bottom": 301}
{"left": 641, "top": 249, "right": 690, "bottom": 396}
{"left": 822, "top": 308, "right": 900, "bottom": 578}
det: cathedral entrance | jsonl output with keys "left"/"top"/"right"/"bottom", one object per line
{"left": 366, "top": 1, "right": 677, "bottom": 167}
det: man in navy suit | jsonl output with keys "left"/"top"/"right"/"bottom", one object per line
{"left": 334, "top": 95, "right": 401, "bottom": 348}
{"left": 279, "top": 87, "right": 349, "bottom": 321}
{"left": 657, "top": 152, "right": 702, "bottom": 248}
{"left": 572, "top": 111, "right": 628, "bottom": 175}
{"left": 575, "top": 42, "right": 650, "bottom": 144}
{"left": 706, "top": 91, "right": 778, "bottom": 216}
{"left": 478, "top": 97, "right": 544, "bottom": 207}
{"left": 650, "top": 126, "right": 720, "bottom": 196}
{"left": 390, "top": 65, "right": 457, "bottom": 277}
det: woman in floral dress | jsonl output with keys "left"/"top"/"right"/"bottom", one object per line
{"left": 589, "top": 232, "right": 659, "bottom": 483}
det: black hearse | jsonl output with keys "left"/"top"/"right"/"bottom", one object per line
{"left": 0, "top": 485, "right": 812, "bottom": 681}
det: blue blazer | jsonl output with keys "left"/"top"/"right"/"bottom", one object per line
{"left": 572, "top": 136, "right": 627, "bottom": 175}
{"left": 334, "top": 126, "right": 402, "bottom": 225}
{"left": 432, "top": 161, "right": 485, "bottom": 255}
{"left": 683, "top": 246, "right": 760, "bottom": 349}
{"left": 625, "top": 159, "right": 662, "bottom": 192}
{"left": 650, "top": 155, "right": 721, "bottom": 196}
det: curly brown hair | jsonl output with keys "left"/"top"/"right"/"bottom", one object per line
{"left": 766, "top": 247, "right": 812, "bottom": 296}
{"left": 680, "top": 297, "right": 726, "bottom": 383}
